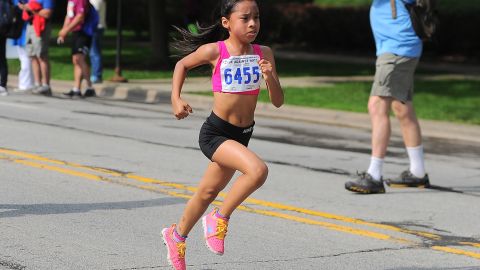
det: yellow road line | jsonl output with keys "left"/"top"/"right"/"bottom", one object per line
{"left": 0, "top": 148, "right": 123, "bottom": 177}
{"left": 2, "top": 147, "right": 480, "bottom": 260}
{"left": 432, "top": 246, "right": 480, "bottom": 259}
{"left": 460, "top": 242, "right": 480, "bottom": 249}
{"left": 3, "top": 156, "right": 408, "bottom": 243}
{"left": 0, "top": 149, "right": 469, "bottom": 241}
{"left": 0, "top": 148, "right": 451, "bottom": 241}
{"left": 14, "top": 160, "right": 103, "bottom": 181}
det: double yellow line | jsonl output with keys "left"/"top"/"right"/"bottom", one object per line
{"left": 1, "top": 147, "right": 480, "bottom": 260}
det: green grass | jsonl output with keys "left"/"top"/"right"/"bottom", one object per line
{"left": 271, "top": 81, "right": 480, "bottom": 124}
{"left": 276, "top": 58, "right": 374, "bottom": 77}
{"left": 194, "top": 80, "right": 480, "bottom": 125}
{"left": 7, "top": 27, "right": 177, "bottom": 81}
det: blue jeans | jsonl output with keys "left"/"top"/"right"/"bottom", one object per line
{"left": 89, "top": 28, "right": 104, "bottom": 82}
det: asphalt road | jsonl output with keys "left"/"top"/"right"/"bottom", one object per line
{"left": 0, "top": 92, "right": 479, "bottom": 270}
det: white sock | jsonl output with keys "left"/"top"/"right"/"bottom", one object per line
{"left": 407, "top": 145, "right": 426, "bottom": 178}
{"left": 72, "top": 87, "right": 80, "bottom": 92}
{"left": 367, "top": 157, "right": 384, "bottom": 181}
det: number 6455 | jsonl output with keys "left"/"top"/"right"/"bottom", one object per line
{"left": 224, "top": 66, "right": 260, "bottom": 85}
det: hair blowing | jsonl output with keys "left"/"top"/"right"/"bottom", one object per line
{"left": 172, "top": 0, "right": 256, "bottom": 58}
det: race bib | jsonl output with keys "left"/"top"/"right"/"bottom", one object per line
{"left": 220, "top": 55, "right": 261, "bottom": 93}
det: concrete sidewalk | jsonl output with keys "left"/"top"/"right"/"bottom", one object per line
{"left": 6, "top": 75, "right": 480, "bottom": 144}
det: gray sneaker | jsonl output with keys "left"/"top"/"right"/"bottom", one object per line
{"left": 386, "top": 170, "right": 430, "bottom": 188}
{"left": 345, "top": 171, "right": 385, "bottom": 194}
{"left": 33, "top": 85, "right": 52, "bottom": 96}
{"left": 0, "top": 86, "right": 8, "bottom": 96}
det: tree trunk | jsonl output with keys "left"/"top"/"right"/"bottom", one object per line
{"left": 148, "top": 0, "right": 170, "bottom": 68}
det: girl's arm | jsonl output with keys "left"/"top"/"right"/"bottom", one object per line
{"left": 171, "top": 43, "right": 219, "bottom": 120}
{"left": 259, "top": 46, "right": 284, "bottom": 108}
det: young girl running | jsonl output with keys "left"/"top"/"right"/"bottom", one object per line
{"left": 161, "top": 0, "right": 283, "bottom": 269}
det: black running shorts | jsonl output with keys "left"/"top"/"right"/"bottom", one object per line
{"left": 71, "top": 31, "right": 92, "bottom": 55}
{"left": 199, "top": 112, "right": 254, "bottom": 160}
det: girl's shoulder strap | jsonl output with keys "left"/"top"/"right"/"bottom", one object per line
{"left": 252, "top": 44, "right": 263, "bottom": 59}
{"left": 217, "top": 40, "right": 230, "bottom": 59}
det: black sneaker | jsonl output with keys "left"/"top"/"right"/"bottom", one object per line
{"left": 386, "top": 170, "right": 430, "bottom": 188}
{"left": 63, "top": 89, "right": 82, "bottom": 98}
{"left": 345, "top": 171, "right": 386, "bottom": 194}
{"left": 83, "top": 88, "right": 96, "bottom": 97}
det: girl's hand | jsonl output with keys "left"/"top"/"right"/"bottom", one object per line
{"left": 258, "top": 59, "right": 273, "bottom": 81}
{"left": 172, "top": 97, "right": 193, "bottom": 120}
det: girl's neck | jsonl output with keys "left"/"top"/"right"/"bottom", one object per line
{"left": 224, "top": 38, "right": 252, "bottom": 55}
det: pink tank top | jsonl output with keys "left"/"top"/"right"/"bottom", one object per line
{"left": 212, "top": 41, "right": 263, "bottom": 95}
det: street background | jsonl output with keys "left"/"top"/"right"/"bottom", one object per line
{"left": 1, "top": 0, "right": 480, "bottom": 269}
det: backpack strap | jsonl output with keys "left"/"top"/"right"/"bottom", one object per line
{"left": 391, "top": 0, "right": 397, "bottom": 19}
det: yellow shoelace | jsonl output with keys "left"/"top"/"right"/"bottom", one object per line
{"left": 176, "top": 242, "right": 186, "bottom": 259}
{"left": 215, "top": 218, "right": 228, "bottom": 240}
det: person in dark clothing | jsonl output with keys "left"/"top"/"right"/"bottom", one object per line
{"left": 0, "top": 31, "right": 8, "bottom": 96}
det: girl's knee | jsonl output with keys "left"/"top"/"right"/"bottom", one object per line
{"left": 249, "top": 162, "right": 268, "bottom": 187}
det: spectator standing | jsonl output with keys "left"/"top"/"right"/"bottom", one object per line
{"left": 0, "top": 26, "right": 7, "bottom": 96}
{"left": 345, "top": 0, "right": 430, "bottom": 194}
{"left": 12, "top": 0, "right": 33, "bottom": 92}
{"left": 57, "top": 0, "right": 98, "bottom": 97}
{"left": 18, "top": 0, "right": 54, "bottom": 95}
{"left": 0, "top": 0, "right": 13, "bottom": 96}
{"left": 89, "top": 0, "right": 105, "bottom": 84}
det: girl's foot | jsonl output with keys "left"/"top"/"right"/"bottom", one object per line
{"left": 161, "top": 224, "right": 187, "bottom": 270}
{"left": 202, "top": 208, "right": 229, "bottom": 255}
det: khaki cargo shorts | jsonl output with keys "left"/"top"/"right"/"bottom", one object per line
{"left": 371, "top": 53, "right": 419, "bottom": 102}
{"left": 26, "top": 22, "right": 52, "bottom": 58}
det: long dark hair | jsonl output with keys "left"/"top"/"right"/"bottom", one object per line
{"left": 172, "top": 0, "right": 256, "bottom": 58}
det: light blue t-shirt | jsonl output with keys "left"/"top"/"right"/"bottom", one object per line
{"left": 370, "top": 0, "right": 422, "bottom": 58}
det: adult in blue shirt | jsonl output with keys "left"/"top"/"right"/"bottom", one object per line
{"left": 345, "top": 0, "right": 430, "bottom": 194}
{"left": 18, "top": 0, "right": 54, "bottom": 96}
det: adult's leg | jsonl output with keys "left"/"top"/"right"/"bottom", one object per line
{"left": 31, "top": 57, "right": 41, "bottom": 86}
{"left": 89, "top": 28, "right": 103, "bottom": 81}
{"left": 365, "top": 95, "right": 394, "bottom": 181}
{"left": 211, "top": 140, "right": 268, "bottom": 217}
{"left": 392, "top": 100, "right": 425, "bottom": 177}
{"left": 72, "top": 54, "right": 84, "bottom": 90}
{"left": 39, "top": 24, "right": 51, "bottom": 86}
{"left": 176, "top": 162, "right": 235, "bottom": 236}
{"left": 16, "top": 46, "right": 34, "bottom": 90}
{"left": 392, "top": 100, "right": 422, "bottom": 147}
{"left": 368, "top": 96, "right": 394, "bottom": 158}
{"left": 0, "top": 37, "right": 7, "bottom": 88}
{"left": 39, "top": 56, "right": 50, "bottom": 86}
{"left": 72, "top": 54, "right": 92, "bottom": 89}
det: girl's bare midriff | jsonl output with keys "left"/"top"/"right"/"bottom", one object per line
{"left": 212, "top": 92, "right": 258, "bottom": 127}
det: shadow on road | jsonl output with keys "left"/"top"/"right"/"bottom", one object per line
{"left": 0, "top": 197, "right": 183, "bottom": 218}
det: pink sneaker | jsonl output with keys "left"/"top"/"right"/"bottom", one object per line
{"left": 161, "top": 224, "right": 186, "bottom": 270}
{"left": 202, "top": 208, "right": 229, "bottom": 255}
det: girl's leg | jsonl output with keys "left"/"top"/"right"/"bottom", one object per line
{"left": 212, "top": 140, "right": 268, "bottom": 217}
{"left": 176, "top": 161, "right": 235, "bottom": 236}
